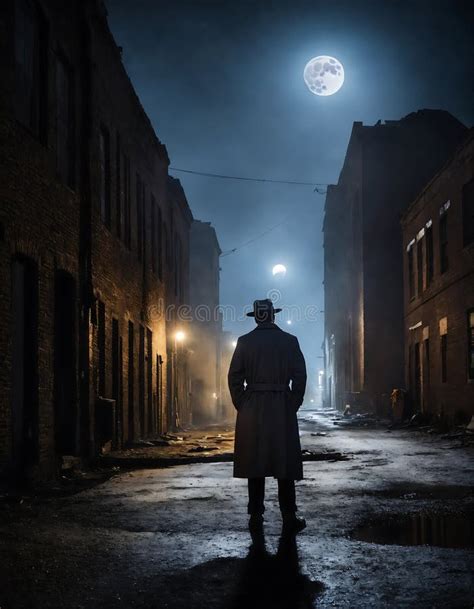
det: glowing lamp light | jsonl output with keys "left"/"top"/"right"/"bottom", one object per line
{"left": 175, "top": 331, "right": 186, "bottom": 343}
{"left": 231, "top": 340, "right": 237, "bottom": 348}
{"left": 286, "top": 320, "right": 292, "bottom": 325}
{"left": 212, "top": 392, "right": 218, "bottom": 400}
{"left": 272, "top": 264, "right": 287, "bottom": 277}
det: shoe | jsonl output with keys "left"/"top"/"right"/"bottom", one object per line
{"left": 282, "top": 515, "right": 306, "bottom": 534}
{"left": 248, "top": 514, "right": 264, "bottom": 531}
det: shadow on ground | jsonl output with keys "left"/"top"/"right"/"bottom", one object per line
{"left": 157, "top": 532, "right": 323, "bottom": 609}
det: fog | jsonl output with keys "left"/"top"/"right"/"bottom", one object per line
{"left": 106, "top": 0, "right": 473, "bottom": 390}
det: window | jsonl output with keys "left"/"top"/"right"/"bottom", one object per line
{"left": 408, "top": 246, "right": 415, "bottom": 299}
{"left": 99, "top": 126, "right": 111, "bottom": 227}
{"left": 416, "top": 238, "right": 423, "bottom": 295}
{"left": 123, "top": 154, "right": 131, "bottom": 248}
{"left": 128, "top": 321, "right": 135, "bottom": 440}
{"left": 439, "top": 317, "right": 448, "bottom": 383}
{"left": 151, "top": 194, "right": 157, "bottom": 273}
{"left": 56, "top": 55, "right": 75, "bottom": 187}
{"left": 468, "top": 310, "right": 474, "bottom": 381}
{"left": 463, "top": 179, "right": 474, "bottom": 247}
{"left": 426, "top": 223, "right": 434, "bottom": 285}
{"left": 116, "top": 134, "right": 122, "bottom": 238}
{"left": 15, "top": 0, "right": 48, "bottom": 142}
{"left": 439, "top": 213, "right": 448, "bottom": 273}
{"left": 157, "top": 206, "right": 163, "bottom": 280}
{"left": 136, "top": 174, "right": 144, "bottom": 261}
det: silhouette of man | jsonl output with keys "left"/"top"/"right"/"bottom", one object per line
{"left": 228, "top": 299, "right": 307, "bottom": 533}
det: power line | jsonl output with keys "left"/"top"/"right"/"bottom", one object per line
{"left": 170, "top": 166, "right": 328, "bottom": 194}
{"left": 220, "top": 216, "right": 291, "bottom": 257}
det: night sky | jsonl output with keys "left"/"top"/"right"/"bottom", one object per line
{"left": 106, "top": 0, "right": 473, "bottom": 391}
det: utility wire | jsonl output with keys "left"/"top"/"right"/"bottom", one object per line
{"left": 170, "top": 166, "right": 328, "bottom": 194}
{"left": 220, "top": 216, "right": 292, "bottom": 257}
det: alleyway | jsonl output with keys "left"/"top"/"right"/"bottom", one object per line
{"left": 0, "top": 412, "right": 473, "bottom": 609}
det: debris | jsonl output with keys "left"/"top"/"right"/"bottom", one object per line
{"left": 188, "top": 446, "right": 218, "bottom": 453}
{"left": 311, "top": 432, "right": 328, "bottom": 437}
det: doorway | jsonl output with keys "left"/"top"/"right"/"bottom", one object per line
{"left": 11, "top": 256, "right": 39, "bottom": 472}
{"left": 54, "top": 271, "right": 77, "bottom": 456}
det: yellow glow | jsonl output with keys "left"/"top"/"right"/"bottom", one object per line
{"left": 175, "top": 331, "right": 186, "bottom": 342}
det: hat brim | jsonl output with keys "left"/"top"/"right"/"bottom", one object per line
{"left": 246, "top": 308, "right": 282, "bottom": 317}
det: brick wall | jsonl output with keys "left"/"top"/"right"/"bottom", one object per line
{"left": 402, "top": 132, "right": 474, "bottom": 420}
{"left": 0, "top": 0, "right": 193, "bottom": 479}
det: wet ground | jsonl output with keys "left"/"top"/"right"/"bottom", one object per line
{"left": 0, "top": 410, "right": 473, "bottom": 609}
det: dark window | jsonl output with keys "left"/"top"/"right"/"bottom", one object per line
{"left": 138, "top": 325, "right": 145, "bottom": 437}
{"left": 441, "top": 333, "right": 447, "bottom": 383}
{"left": 468, "top": 310, "right": 474, "bottom": 382}
{"left": 439, "top": 213, "right": 448, "bottom": 273}
{"left": 408, "top": 246, "right": 415, "bottom": 299}
{"left": 56, "top": 55, "right": 75, "bottom": 188}
{"left": 15, "top": 0, "right": 48, "bottom": 142}
{"left": 136, "top": 174, "right": 144, "bottom": 261}
{"left": 123, "top": 154, "right": 131, "bottom": 248}
{"left": 423, "top": 337, "right": 430, "bottom": 395}
{"left": 157, "top": 206, "right": 163, "bottom": 280}
{"left": 98, "top": 301, "right": 106, "bottom": 396}
{"left": 426, "top": 225, "right": 434, "bottom": 285}
{"left": 462, "top": 179, "right": 474, "bottom": 247}
{"left": 99, "top": 126, "right": 111, "bottom": 227}
{"left": 116, "top": 134, "right": 122, "bottom": 239}
{"left": 128, "top": 321, "right": 134, "bottom": 441}
{"left": 417, "top": 238, "right": 423, "bottom": 295}
{"left": 146, "top": 328, "right": 153, "bottom": 434}
{"left": 151, "top": 195, "right": 157, "bottom": 274}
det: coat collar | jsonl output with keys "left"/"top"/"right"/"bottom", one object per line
{"left": 255, "top": 322, "right": 280, "bottom": 330}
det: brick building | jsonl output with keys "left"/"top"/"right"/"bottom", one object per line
{"left": 401, "top": 131, "right": 474, "bottom": 422}
{"left": 189, "top": 220, "right": 222, "bottom": 423}
{"left": 323, "top": 110, "right": 467, "bottom": 413}
{"left": 0, "top": 0, "right": 193, "bottom": 479}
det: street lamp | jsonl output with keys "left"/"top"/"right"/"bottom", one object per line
{"left": 175, "top": 330, "right": 186, "bottom": 343}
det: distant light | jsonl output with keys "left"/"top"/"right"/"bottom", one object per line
{"left": 231, "top": 340, "right": 237, "bottom": 348}
{"left": 212, "top": 392, "right": 218, "bottom": 399}
{"left": 286, "top": 320, "right": 292, "bottom": 325}
{"left": 272, "top": 264, "right": 287, "bottom": 277}
{"left": 319, "top": 370, "right": 324, "bottom": 375}
{"left": 175, "top": 331, "right": 186, "bottom": 342}
{"left": 310, "top": 399, "right": 314, "bottom": 403}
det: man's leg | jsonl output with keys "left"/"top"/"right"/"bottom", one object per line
{"left": 277, "top": 479, "right": 296, "bottom": 517}
{"left": 278, "top": 479, "right": 306, "bottom": 533}
{"left": 247, "top": 478, "right": 265, "bottom": 515}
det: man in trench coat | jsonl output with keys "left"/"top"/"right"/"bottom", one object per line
{"left": 228, "top": 299, "right": 307, "bottom": 533}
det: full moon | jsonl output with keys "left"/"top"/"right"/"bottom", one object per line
{"left": 272, "top": 264, "right": 287, "bottom": 276}
{"left": 303, "top": 55, "right": 344, "bottom": 96}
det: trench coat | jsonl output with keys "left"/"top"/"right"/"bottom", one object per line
{"left": 228, "top": 322, "right": 307, "bottom": 480}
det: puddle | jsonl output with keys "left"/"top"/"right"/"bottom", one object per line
{"left": 352, "top": 513, "right": 474, "bottom": 548}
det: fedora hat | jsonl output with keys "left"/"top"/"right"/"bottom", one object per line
{"left": 246, "top": 299, "right": 282, "bottom": 318}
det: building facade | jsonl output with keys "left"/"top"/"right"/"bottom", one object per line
{"left": 401, "top": 131, "right": 474, "bottom": 422}
{"left": 189, "top": 220, "right": 222, "bottom": 424}
{"left": 0, "top": 0, "right": 192, "bottom": 479}
{"left": 323, "top": 110, "right": 467, "bottom": 413}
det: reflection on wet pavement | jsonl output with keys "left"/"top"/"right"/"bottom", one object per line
{"left": 351, "top": 512, "right": 474, "bottom": 548}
